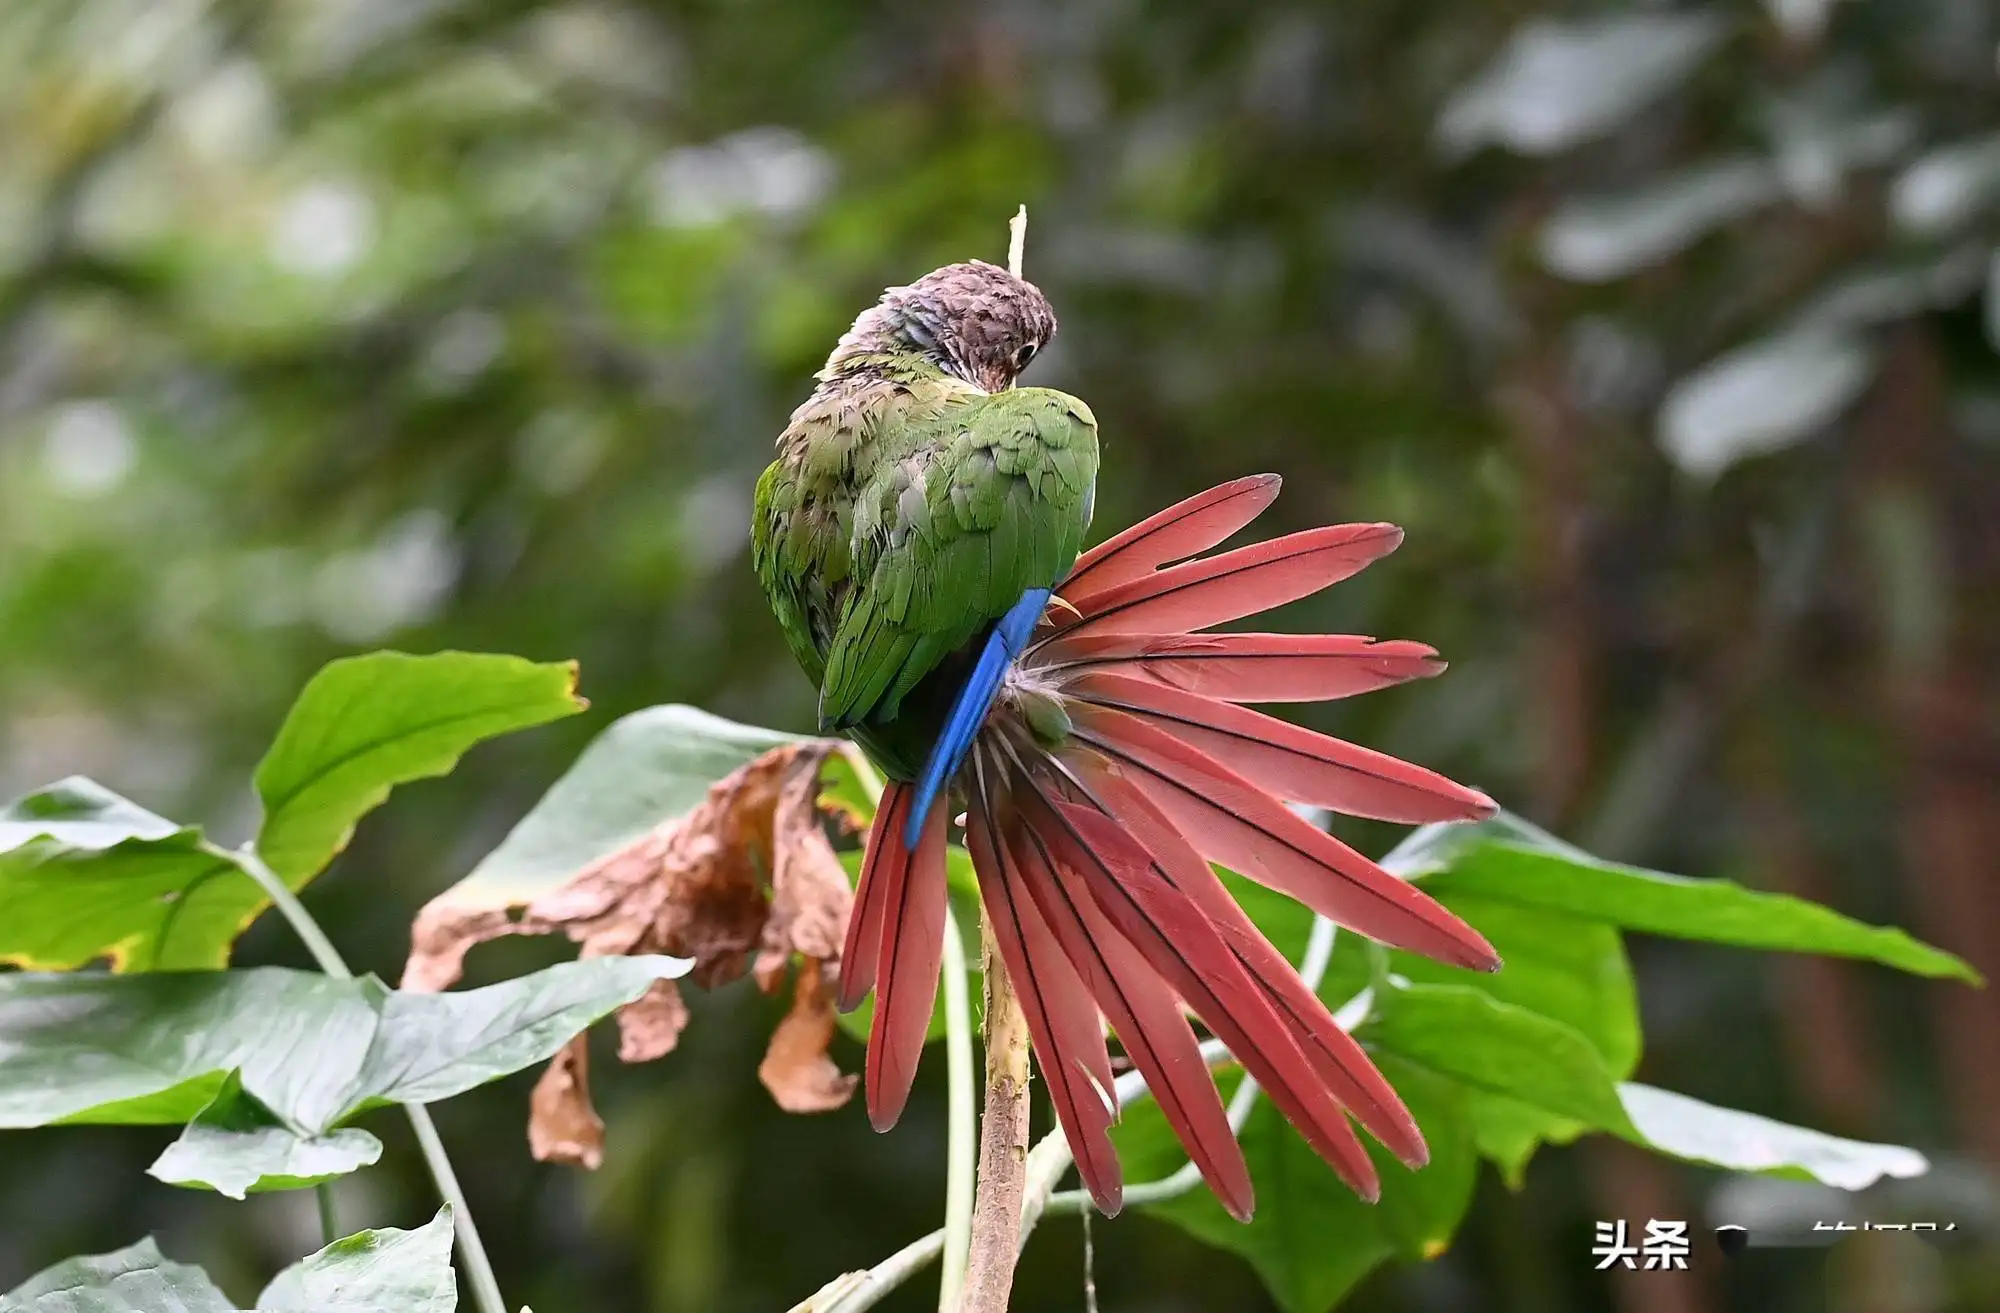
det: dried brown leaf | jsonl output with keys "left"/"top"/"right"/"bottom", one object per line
{"left": 402, "top": 741, "right": 861, "bottom": 1163}
{"left": 617, "top": 978, "right": 690, "bottom": 1064}
{"left": 529, "top": 1036, "right": 604, "bottom": 1169}
{"left": 760, "top": 958, "right": 860, "bottom": 1113}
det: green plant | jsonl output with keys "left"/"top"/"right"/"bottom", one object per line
{"left": 0, "top": 650, "right": 1975, "bottom": 1312}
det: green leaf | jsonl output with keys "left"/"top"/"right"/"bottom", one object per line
{"left": 0, "top": 779, "right": 260, "bottom": 972}
{"left": 445, "top": 703, "right": 804, "bottom": 908}
{"left": 1360, "top": 982, "right": 1637, "bottom": 1135}
{"left": 1616, "top": 1083, "right": 1929, "bottom": 1190}
{"left": 254, "top": 651, "right": 585, "bottom": 885}
{"left": 147, "top": 1075, "right": 383, "bottom": 1199}
{"left": 1426, "top": 842, "right": 1978, "bottom": 982}
{"left": 1310, "top": 896, "right": 1638, "bottom": 1180}
{"left": 1316, "top": 897, "right": 1639, "bottom": 1080}
{"left": 0, "top": 957, "right": 685, "bottom": 1190}
{"left": 0, "top": 778, "right": 184, "bottom": 849}
{"left": 1117, "top": 1059, "right": 1475, "bottom": 1312}
{"left": 256, "top": 1208, "right": 456, "bottom": 1312}
{"left": 0, "top": 1239, "right": 237, "bottom": 1313}
{"left": 1466, "top": 1093, "right": 1582, "bottom": 1188}
{"left": 814, "top": 746, "right": 877, "bottom": 831}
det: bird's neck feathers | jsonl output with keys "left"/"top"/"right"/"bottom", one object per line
{"left": 818, "top": 302, "right": 969, "bottom": 388}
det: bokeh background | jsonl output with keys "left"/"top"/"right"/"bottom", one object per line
{"left": 2, "top": 0, "right": 1997, "bottom": 1310}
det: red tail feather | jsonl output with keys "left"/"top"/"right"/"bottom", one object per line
{"left": 838, "top": 784, "right": 910, "bottom": 1012}
{"left": 863, "top": 795, "right": 950, "bottom": 1131}
{"left": 1068, "top": 705, "right": 1500, "bottom": 971}
{"left": 1057, "top": 524, "right": 1404, "bottom": 638}
{"left": 1073, "top": 671, "right": 1494, "bottom": 823}
{"left": 1061, "top": 474, "right": 1281, "bottom": 606}
{"left": 1036, "top": 632, "right": 1447, "bottom": 703}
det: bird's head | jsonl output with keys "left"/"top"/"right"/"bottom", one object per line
{"left": 826, "top": 260, "right": 1057, "bottom": 393}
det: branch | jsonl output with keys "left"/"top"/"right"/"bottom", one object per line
{"left": 958, "top": 916, "right": 1033, "bottom": 1312}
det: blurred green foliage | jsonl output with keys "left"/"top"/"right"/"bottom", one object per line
{"left": 2, "top": 0, "right": 1996, "bottom": 1310}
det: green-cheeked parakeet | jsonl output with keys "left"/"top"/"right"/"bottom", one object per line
{"left": 752, "top": 259, "right": 1499, "bottom": 1220}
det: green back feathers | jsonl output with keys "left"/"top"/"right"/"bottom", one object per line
{"left": 752, "top": 358, "right": 1099, "bottom": 764}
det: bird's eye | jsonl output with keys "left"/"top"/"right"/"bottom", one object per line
{"left": 1013, "top": 343, "right": 1038, "bottom": 369}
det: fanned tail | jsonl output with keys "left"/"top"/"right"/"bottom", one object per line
{"left": 1048, "top": 523, "right": 1405, "bottom": 639}
{"left": 838, "top": 477, "right": 1503, "bottom": 1219}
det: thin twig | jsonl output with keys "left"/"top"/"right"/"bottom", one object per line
{"left": 959, "top": 915, "right": 1033, "bottom": 1313}
{"left": 938, "top": 908, "right": 977, "bottom": 1307}
{"left": 1081, "top": 1204, "right": 1098, "bottom": 1313}
{"left": 224, "top": 844, "right": 509, "bottom": 1313}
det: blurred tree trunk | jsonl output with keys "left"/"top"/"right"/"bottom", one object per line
{"left": 1506, "top": 341, "right": 1714, "bottom": 1313}
{"left": 1857, "top": 326, "right": 2000, "bottom": 1169}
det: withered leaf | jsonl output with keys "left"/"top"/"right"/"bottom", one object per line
{"left": 530, "top": 1036, "right": 604, "bottom": 1169}
{"left": 403, "top": 740, "right": 861, "bottom": 1167}
{"left": 759, "top": 958, "right": 859, "bottom": 1114}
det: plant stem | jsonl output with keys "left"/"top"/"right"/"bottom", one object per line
{"left": 225, "top": 843, "right": 508, "bottom": 1313}
{"left": 937, "top": 907, "right": 976, "bottom": 1310}
{"left": 316, "top": 1182, "right": 339, "bottom": 1245}
{"left": 405, "top": 1105, "right": 508, "bottom": 1313}
{"left": 958, "top": 914, "right": 1032, "bottom": 1313}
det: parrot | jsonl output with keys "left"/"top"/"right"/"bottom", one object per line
{"left": 751, "top": 259, "right": 1500, "bottom": 1220}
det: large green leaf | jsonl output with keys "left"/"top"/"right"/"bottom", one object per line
{"left": 1320, "top": 904, "right": 1638, "bottom": 1184}
{"left": 1361, "top": 981, "right": 1930, "bottom": 1192}
{"left": 443, "top": 703, "right": 804, "bottom": 908}
{"left": 0, "top": 779, "right": 259, "bottom": 972}
{"left": 1425, "top": 842, "right": 1977, "bottom": 981}
{"left": 254, "top": 651, "right": 585, "bottom": 885}
{"left": 1229, "top": 818, "right": 1645, "bottom": 1186}
{"left": 0, "top": 1240, "right": 237, "bottom": 1313}
{"left": 1311, "top": 898, "right": 1639, "bottom": 1080}
{"left": 1116, "top": 1059, "right": 1475, "bottom": 1313}
{"left": 0, "top": 957, "right": 686, "bottom": 1193}
{"left": 256, "top": 1209, "right": 457, "bottom": 1312}
{"left": 1360, "top": 983, "right": 1637, "bottom": 1134}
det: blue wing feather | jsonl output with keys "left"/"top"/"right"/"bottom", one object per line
{"left": 904, "top": 586, "right": 1051, "bottom": 847}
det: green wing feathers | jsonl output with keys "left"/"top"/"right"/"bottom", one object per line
{"left": 815, "top": 386, "right": 1098, "bottom": 731}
